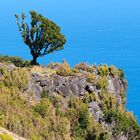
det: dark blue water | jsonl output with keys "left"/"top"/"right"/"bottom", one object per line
{"left": 0, "top": 1, "right": 140, "bottom": 121}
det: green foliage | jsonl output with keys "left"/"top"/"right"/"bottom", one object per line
{"left": 0, "top": 67, "right": 70, "bottom": 139}
{"left": 96, "top": 77, "right": 108, "bottom": 90}
{"left": 0, "top": 67, "right": 28, "bottom": 89}
{"left": 68, "top": 97, "right": 107, "bottom": 140}
{"left": 120, "top": 89, "right": 127, "bottom": 106}
{"left": 98, "top": 65, "right": 119, "bottom": 77}
{"left": 74, "top": 63, "right": 94, "bottom": 72}
{"left": 0, "top": 134, "right": 14, "bottom": 140}
{"left": 84, "top": 92, "right": 98, "bottom": 104}
{"left": 0, "top": 55, "right": 31, "bottom": 67}
{"left": 108, "top": 65, "right": 117, "bottom": 76}
{"left": 0, "top": 89, "right": 70, "bottom": 139}
{"left": 15, "top": 11, "right": 66, "bottom": 65}
{"left": 98, "top": 65, "right": 109, "bottom": 77}
{"left": 118, "top": 69, "right": 125, "bottom": 80}
{"left": 56, "top": 62, "right": 73, "bottom": 76}
{"left": 0, "top": 62, "right": 139, "bottom": 140}
{"left": 75, "top": 63, "right": 88, "bottom": 71}
{"left": 99, "top": 91, "right": 117, "bottom": 113}
{"left": 121, "top": 79, "right": 128, "bottom": 90}
{"left": 34, "top": 99, "right": 52, "bottom": 118}
{"left": 69, "top": 100, "right": 89, "bottom": 139}
{"left": 41, "top": 90, "right": 48, "bottom": 99}
{"left": 86, "top": 73, "right": 96, "bottom": 84}
{"left": 103, "top": 109, "right": 140, "bottom": 139}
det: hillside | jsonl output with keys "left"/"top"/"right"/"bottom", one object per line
{"left": 0, "top": 127, "right": 25, "bottom": 140}
{"left": 0, "top": 56, "right": 140, "bottom": 140}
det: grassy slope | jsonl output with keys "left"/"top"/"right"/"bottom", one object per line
{"left": 0, "top": 55, "right": 140, "bottom": 140}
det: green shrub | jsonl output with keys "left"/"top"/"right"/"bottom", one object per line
{"left": 0, "top": 55, "right": 31, "bottom": 67}
{"left": 75, "top": 63, "right": 95, "bottom": 73}
{"left": 34, "top": 99, "right": 52, "bottom": 118}
{"left": 1, "top": 68, "right": 28, "bottom": 89}
{"left": 68, "top": 97, "right": 90, "bottom": 139}
{"left": 68, "top": 97, "right": 107, "bottom": 140}
{"left": 71, "top": 68, "right": 80, "bottom": 74}
{"left": 0, "top": 60, "right": 139, "bottom": 140}
{"left": 41, "top": 90, "right": 49, "bottom": 99}
{"left": 122, "top": 79, "right": 128, "bottom": 89}
{"left": 86, "top": 73, "right": 96, "bottom": 84}
{"left": 118, "top": 69, "right": 125, "bottom": 80}
{"left": 96, "top": 77, "right": 108, "bottom": 90}
{"left": 0, "top": 133, "right": 14, "bottom": 140}
{"left": 56, "top": 62, "right": 73, "bottom": 76}
{"left": 108, "top": 65, "right": 117, "bottom": 76}
{"left": 74, "top": 63, "right": 89, "bottom": 71}
{"left": 98, "top": 65, "right": 109, "bottom": 77}
{"left": 98, "top": 91, "right": 117, "bottom": 112}
{"left": 103, "top": 109, "right": 140, "bottom": 138}
{"left": 84, "top": 92, "right": 98, "bottom": 103}
{"left": 120, "top": 89, "right": 126, "bottom": 106}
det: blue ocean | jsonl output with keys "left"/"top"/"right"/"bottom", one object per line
{"left": 0, "top": 1, "right": 140, "bottom": 121}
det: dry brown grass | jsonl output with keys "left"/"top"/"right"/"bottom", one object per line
{"left": 30, "top": 66, "right": 56, "bottom": 75}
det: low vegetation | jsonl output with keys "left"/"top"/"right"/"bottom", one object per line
{"left": 104, "top": 109, "right": 140, "bottom": 139}
{"left": 0, "top": 56, "right": 139, "bottom": 140}
{"left": 0, "top": 133, "right": 14, "bottom": 140}
{"left": 0, "top": 55, "right": 31, "bottom": 67}
{"left": 56, "top": 62, "right": 73, "bottom": 76}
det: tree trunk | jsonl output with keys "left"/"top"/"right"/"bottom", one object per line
{"left": 31, "top": 55, "right": 38, "bottom": 65}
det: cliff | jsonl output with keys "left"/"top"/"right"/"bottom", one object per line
{"left": 0, "top": 58, "right": 139, "bottom": 140}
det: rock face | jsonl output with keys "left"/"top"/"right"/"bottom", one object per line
{"left": 0, "top": 62, "right": 130, "bottom": 140}
{"left": 30, "top": 73, "right": 125, "bottom": 103}
{"left": 30, "top": 74, "right": 87, "bottom": 98}
{"left": 28, "top": 65, "right": 128, "bottom": 140}
{"left": 89, "top": 101, "right": 103, "bottom": 121}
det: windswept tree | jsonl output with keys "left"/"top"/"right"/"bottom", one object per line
{"left": 15, "top": 11, "right": 66, "bottom": 65}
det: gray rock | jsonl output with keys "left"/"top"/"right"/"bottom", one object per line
{"left": 7, "top": 64, "right": 16, "bottom": 70}
{"left": 69, "top": 76, "right": 86, "bottom": 96}
{"left": 32, "top": 84, "right": 42, "bottom": 100}
{"left": 31, "top": 73, "right": 42, "bottom": 82}
{"left": 29, "top": 72, "right": 124, "bottom": 106}
{"left": 69, "top": 83, "right": 79, "bottom": 95}
{"left": 85, "top": 85, "right": 96, "bottom": 93}
{"left": 89, "top": 101, "right": 100, "bottom": 111}
{"left": 108, "top": 77, "right": 121, "bottom": 96}
{"left": 89, "top": 101, "right": 103, "bottom": 121}
{"left": 53, "top": 75, "right": 66, "bottom": 87}
{"left": 118, "top": 135, "right": 128, "bottom": 140}
{"left": 40, "top": 80, "right": 47, "bottom": 87}
{"left": 57, "top": 85, "right": 72, "bottom": 97}
{"left": 107, "top": 76, "right": 123, "bottom": 105}
{"left": 40, "top": 79, "right": 52, "bottom": 87}
{"left": 0, "top": 63, "right": 16, "bottom": 71}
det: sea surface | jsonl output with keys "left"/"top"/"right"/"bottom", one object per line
{"left": 0, "top": 1, "right": 140, "bottom": 121}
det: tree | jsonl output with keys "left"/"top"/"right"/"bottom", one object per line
{"left": 15, "top": 11, "right": 66, "bottom": 65}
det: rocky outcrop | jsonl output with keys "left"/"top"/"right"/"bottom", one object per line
{"left": 27, "top": 65, "right": 128, "bottom": 140}
{"left": 89, "top": 101, "right": 103, "bottom": 121}
{"left": 30, "top": 72, "right": 125, "bottom": 104}
{"left": 0, "top": 62, "right": 130, "bottom": 140}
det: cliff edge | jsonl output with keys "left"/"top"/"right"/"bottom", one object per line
{"left": 0, "top": 58, "right": 139, "bottom": 140}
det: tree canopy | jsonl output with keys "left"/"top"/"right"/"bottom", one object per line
{"left": 15, "top": 11, "right": 66, "bottom": 65}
